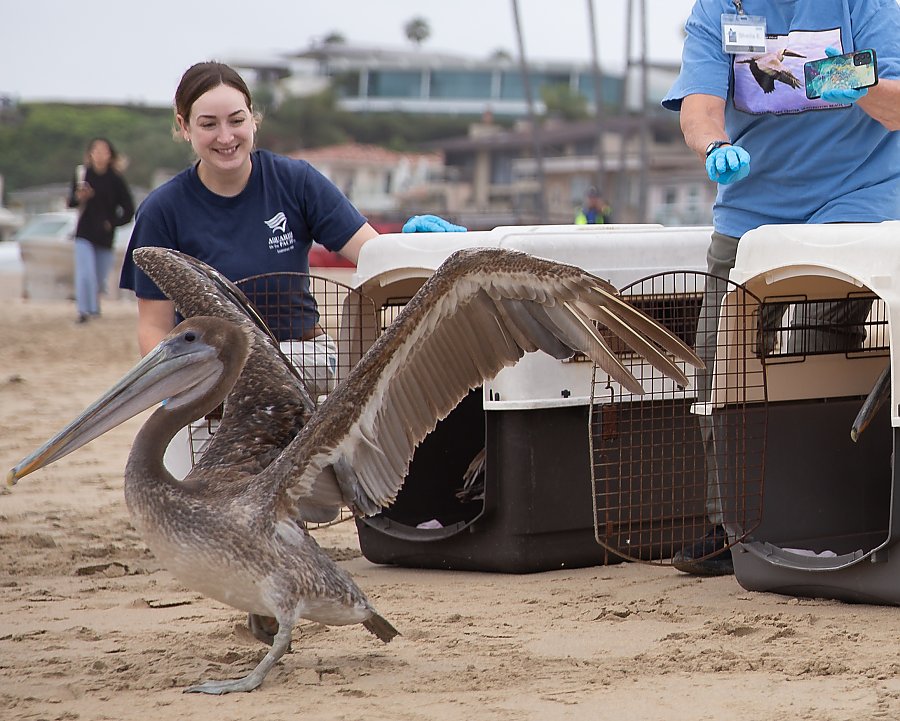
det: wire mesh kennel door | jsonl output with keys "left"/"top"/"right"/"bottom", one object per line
{"left": 186, "top": 271, "right": 378, "bottom": 527}
{"left": 589, "top": 271, "right": 766, "bottom": 563}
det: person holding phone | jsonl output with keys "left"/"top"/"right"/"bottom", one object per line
{"left": 68, "top": 137, "right": 135, "bottom": 324}
{"left": 662, "top": 0, "right": 900, "bottom": 576}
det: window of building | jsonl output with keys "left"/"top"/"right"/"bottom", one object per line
{"left": 332, "top": 71, "right": 362, "bottom": 98}
{"left": 576, "top": 74, "right": 623, "bottom": 106}
{"left": 430, "top": 70, "right": 493, "bottom": 99}
{"left": 491, "top": 153, "right": 515, "bottom": 184}
{"left": 500, "top": 71, "right": 572, "bottom": 100}
{"left": 368, "top": 70, "right": 423, "bottom": 98}
{"left": 500, "top": 71, "right": 526, "bottom": 100}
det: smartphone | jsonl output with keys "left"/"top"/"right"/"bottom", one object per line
{"left": 804, "top": 48, "right": 878, "bottom": 100}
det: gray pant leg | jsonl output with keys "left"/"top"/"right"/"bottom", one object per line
{"left": 695, "top": 231, "right": 740, "bottom": 527}
{"left": 786, "top": 300, "right": 871, "bottom": 354}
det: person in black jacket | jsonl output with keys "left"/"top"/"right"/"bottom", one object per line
{"left": 68, "top": 137, "right": 135, "bottom": 323}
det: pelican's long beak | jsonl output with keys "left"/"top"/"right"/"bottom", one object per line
{"left": 7, "top": 330, "right": 221, "bottom": 486}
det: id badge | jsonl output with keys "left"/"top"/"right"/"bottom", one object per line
{"left": 721, "top": 13, "right": 767, "bottom": 54}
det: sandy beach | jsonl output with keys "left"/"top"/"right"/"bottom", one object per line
{"left": 3, "top": 296, "right": 900, "bottom": 721}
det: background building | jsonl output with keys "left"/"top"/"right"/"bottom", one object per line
{"left": 232, "top": 41, "right": 710, "bottom": 229}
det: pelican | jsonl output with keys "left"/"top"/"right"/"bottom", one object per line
{"left": 737, "top": 48, "right": 806, "bottom": 93}
{"left": 8, "top": 247, "right": 703, "bottom": 694}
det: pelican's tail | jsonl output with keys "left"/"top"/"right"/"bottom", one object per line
{"left": 364, "top": 612, "right": 400, "bottom": 643}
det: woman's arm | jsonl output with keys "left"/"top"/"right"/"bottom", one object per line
{"left": 136, "top": 298, "right": 177, "bottom": 356}
{"left": 679, "top": 93, "right": 730, "bottom": 159}
{"left": 337, "top": 222, "right": 380, "bottom": 265}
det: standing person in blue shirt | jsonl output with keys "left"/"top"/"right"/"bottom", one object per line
{"left": 662, "top": 0, "right": 900, "bottom": 576}
{"left": 68, "top": 137, "right": 135, "bottom": 324}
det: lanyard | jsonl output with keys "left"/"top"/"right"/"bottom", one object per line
{"left": 732, "top": 0, "right": 744, "bottom": 14}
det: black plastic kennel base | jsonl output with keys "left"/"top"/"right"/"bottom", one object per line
{"left": 356, "top": 395, "right": 622, "bottom": 573}
{"left": 732, "top": 396, "right": 898, "bottom": 604}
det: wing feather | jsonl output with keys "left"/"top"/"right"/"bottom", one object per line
{"left": 583, "top": 287, "right": 704, "bottom": 369}
{"left": 516, "top": 301, "right": 579, "bottom": 358}
{"left": 541, "top": 302, "right": 645, "bottom": 395}
{"left": 504, "top": 300, "right": 571, "bottom": 356}
{"left": 586, "top": 304, "right": 689, "bottom": 387}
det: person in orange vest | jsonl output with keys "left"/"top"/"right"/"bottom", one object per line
{"left": 574, "top": 186, "right": 612, "bottom": 224}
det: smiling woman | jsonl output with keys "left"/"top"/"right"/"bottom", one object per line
{"left": 118, "top": 61, "right": 380, "bottom": 358}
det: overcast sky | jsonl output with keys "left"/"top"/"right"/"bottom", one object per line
{"left": 0, "top": 0, "right": 696, "bottom": 106}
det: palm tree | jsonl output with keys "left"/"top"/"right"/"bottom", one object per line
{"left": 404, "top": 17, "right": 431, "bottom": 48}
{"left": 511, "top": 0, "right": 547, "bottom": 223}
{"left": 586, "top": 0, "right": 606, "bottom": 198}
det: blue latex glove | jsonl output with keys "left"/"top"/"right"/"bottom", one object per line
{"left": 820, "top": 46, "right": 869, "bottom": 104}
{"left": 402, "top": 214, "right": 467, "bottom": 233}
{"left": 821, "top": 87, "right": 868, "bottom": 103}
{"left": 705, "top": 145, "right": 751, "bottom": 185}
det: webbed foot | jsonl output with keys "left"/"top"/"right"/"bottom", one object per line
{"left": 183, "top": 673, "right": 264, "bottom": 695}
{"left": 184, "top": 618, "right": 294, "bottom": 694}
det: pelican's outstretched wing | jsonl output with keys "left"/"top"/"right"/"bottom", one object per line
{"left": 133, "top": 248, "right": 315, "bottom": 478}
{"left": 266, "top": 248, "right": 703, "bottom": 518}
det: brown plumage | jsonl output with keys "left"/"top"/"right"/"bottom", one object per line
{"left": 8, "top": 246, "right": 703, "bottom": 694}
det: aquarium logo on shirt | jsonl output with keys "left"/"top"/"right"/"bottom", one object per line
{"left": 263, "top": 211, "right": 296, "bottom": 253}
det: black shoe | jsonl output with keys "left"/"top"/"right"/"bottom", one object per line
{"left": 673, "top": 525, "right": 734, "bottom": 576}
{"left": 76, "top": 313, "right": 89, "bottom": 324}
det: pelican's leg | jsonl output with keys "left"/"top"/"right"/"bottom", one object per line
{"left": 183, "top": 621, "right": 294, "bottom": 695}
{"left": 247, "top": 613, "right": 279, "bottom": 646}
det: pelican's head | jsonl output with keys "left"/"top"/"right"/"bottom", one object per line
{"left": 7, "top": 317, "right": 248, "bottom": 486}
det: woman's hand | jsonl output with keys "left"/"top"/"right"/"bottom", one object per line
{"left": 75, "top": 183, "right": 95, "bottom": 204}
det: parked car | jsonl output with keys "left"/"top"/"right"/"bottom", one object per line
{"left": 14, "top": 210, "right": 134, "bottom": 301}
{"left": 0, "top": 206, "right": 23, "bottom": 242}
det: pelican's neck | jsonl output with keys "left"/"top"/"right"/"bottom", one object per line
{"left": 127, "top": 403, "right": 203, "bottom": 487}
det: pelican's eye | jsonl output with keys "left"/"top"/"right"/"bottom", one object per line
{"left": 184, "top": 331, "right": 197, "bottom": 343}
